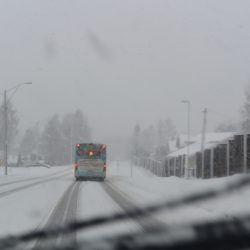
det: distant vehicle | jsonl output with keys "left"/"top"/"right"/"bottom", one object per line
{"left": 25, "top": 161, "right": 51, "bottom": 168}
{"left": 74, "top": 143, "right": 107, "bottom": 181}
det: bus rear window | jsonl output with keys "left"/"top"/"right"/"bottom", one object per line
{"left": 76, "top": 144, "right": 106, "bottom": 157}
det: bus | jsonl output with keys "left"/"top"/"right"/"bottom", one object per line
{"left": 74, "top": 143, "right": 107, "bottom": 181}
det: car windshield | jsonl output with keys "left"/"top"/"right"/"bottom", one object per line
{"left": 0, "top": 1, "right": 250, "bottom": 250}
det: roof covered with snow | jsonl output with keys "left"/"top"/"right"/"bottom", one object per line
{"left": 167, "top": 132, "right": 234, "bottom": 158}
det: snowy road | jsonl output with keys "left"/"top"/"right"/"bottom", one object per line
{"left": 0, "top": 162, "right": 250, "bottom": 249}
{"left": 34, "top": 181, "right": 81, "bottom": 249}
{"left": 102, "top": 180, "right": 167, "bottom": 231}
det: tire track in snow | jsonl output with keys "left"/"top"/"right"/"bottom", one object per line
{"left": 32, "top": 181, "right": 82, "bottom": 249}
{"left": 101, "top": 180, "right": 168, "bottom": 232}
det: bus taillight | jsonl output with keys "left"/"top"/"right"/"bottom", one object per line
{"left": 74, "top": 163, "right": 78, "bottom": 170}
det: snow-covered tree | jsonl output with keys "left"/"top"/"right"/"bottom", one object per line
{"left": 154, "top": 117, "right": 177, "bottom": 159}
{"left": 176, "top": 136, "right": 181, "bottom": 149}
{"left": 71, "top": 109, "right": 92, "bottom": 144}
{"left": 19, "top": 110, "right": 91, "bottom": 165}
{"left": 40, "top": 114, "right": 64, "bottom": 165}
{"left": 131, "top": 123, "right": 141, "bottom": 158}
{"left": 215, "top": 121, "right": 238, "bottom": 133}
{"left": 60, "top": 110, "right": 91, "bottom": 163}
{"left": 140, "top": 125, "right": 156, "bottom": 156}
{"left": 157, "top": 119, "right": 164, "bottom": 146}
{"left": 164, "top": 117, "right": 177, "bottom": 141}
{"left": 131, "top": 117, "right": 177, "bottom": 160}
{"left": 61, "top": 113, "right": 74, "bottom": 163}
{"left": 19, "top": 123, "right": 40, "bottom": 156}
{"left": 157, "top": 118, "right": 177, "bottom": 146}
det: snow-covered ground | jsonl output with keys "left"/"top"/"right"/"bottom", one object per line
{"left": 107, "top": 161, "right": 250, "bottom": 226}
{"left": 0, "top": 162, "right": 249, "bottom": 242}
{"left": 0, "top": 166, "right": 73, "bottom": 236}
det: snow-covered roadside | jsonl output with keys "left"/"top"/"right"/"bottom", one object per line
{"left": 0, "top": 166, "right": 73, "bottom": 236}
{"left": 0, "top": 166, "right": 71, "bottom": 184}
{"left": 107, "top": 161, "right": 250, "bottom": 225}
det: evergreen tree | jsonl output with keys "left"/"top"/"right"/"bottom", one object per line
{"left": 40, "top": 114, "right": 64, "bottom": 165}
{"left": 71, "top": 109, "right": 92, "bottom": 144}
{"left": 19, "top": 123, "right": 40, "bottom": 157}
{"left": 157, "top": 119, "right": 164, "bottom": 146}
{"left": 215, "top": 121, "right": 238, "bottom": 133}
{"left": 38, "top": 110, "right": 91, "bottom": 165}
{"left": 60, "top": 110, "right": 92, "bottom": 164}
{"left": 176, "top": 136, "right": 181, "bottom": 149}
{"left": 164, "top": 117, "right": 177, "bottom": 141}
{"left": 157, "top": 117, "right": 177, "bottom": 146}
{"left": 132, "top": 124, "right": 140, "bottom": 158}
{"left": 61, "top": 113, "right": 74, "bottom": 164}
{"left": 155, "top": 117, "right": 177, "bottom": 159}
{"left": 140, "top": 125, "right": 155, "bottom": 156}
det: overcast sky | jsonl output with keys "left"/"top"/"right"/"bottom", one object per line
{"left": 0, "top": 0, "right": 250, "bottom": 140}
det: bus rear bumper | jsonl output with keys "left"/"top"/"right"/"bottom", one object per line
{"left": 75, "top": 170, "right": 106, "bottom": 180}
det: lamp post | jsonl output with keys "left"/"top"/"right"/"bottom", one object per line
{"left": 181, "top": 100, "right": 191, "bottom": 177}
{"left": 3, "top": 82, "right": 32, "bottom": 175}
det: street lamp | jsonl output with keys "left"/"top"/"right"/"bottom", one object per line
{"left": 181, "top": 100, "right": 191, "bottom": 177}
{"left": 3, "top": 82, "right": 32, "bottom": 175}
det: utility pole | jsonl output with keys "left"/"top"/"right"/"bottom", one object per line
{"left": 181, "top": 100, "right": 191, "bottom": 177}
{"left": 2, "top": 82, "right": 32, "bottom": 176}
{"left": 130, "top": 154, "right": 134, "bottom": 177}
{"left": 3, "top": 90, "right": 8, "bottom": 175}
{"left": 201, "top": 108, "right": 208, "bottom": 178}
{"left": 70, "top": 125, "right": 73, "bottom": 163}
{"left": 187, "top": 101, "right": 191, "bottom": 176}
